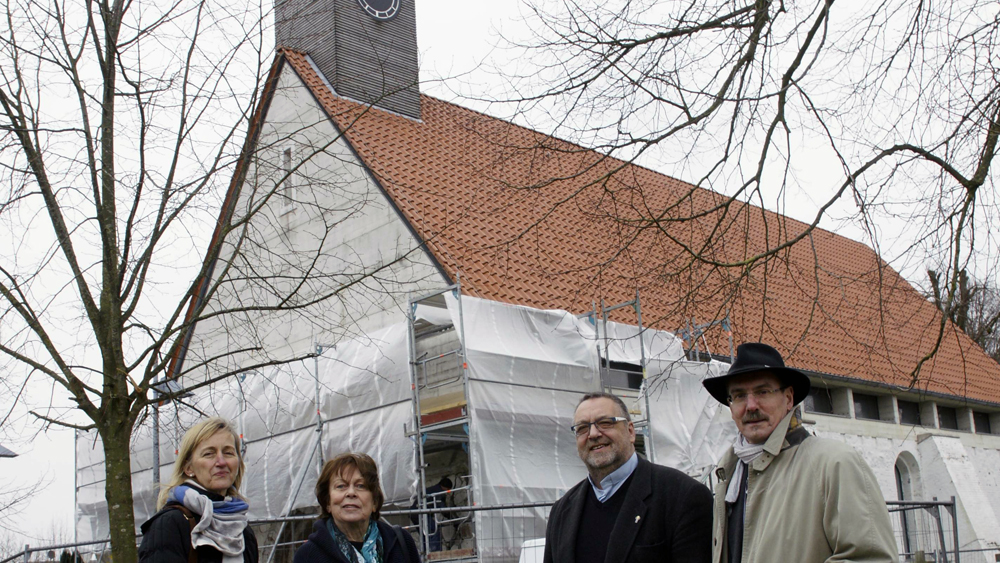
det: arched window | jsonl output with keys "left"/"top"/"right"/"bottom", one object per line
{"left": 895, "top": 452, "right": 921, "bottom": 558}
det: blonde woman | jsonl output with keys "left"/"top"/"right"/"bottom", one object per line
{"left": 139, "top": 417, "right": 258, "bottom": 563}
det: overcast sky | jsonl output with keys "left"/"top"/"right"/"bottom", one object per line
{"left": 10, "top": 0, "right": 979, "bottom": 548}
{"left": 5, "top": 1, "right": 530, "bottom": 548}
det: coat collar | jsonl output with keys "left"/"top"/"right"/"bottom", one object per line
{"left": 306, "top": 518, "right": 399, "bottom": 563}
{"left": 753, "top": 410, "right": 800, "bottom": 471}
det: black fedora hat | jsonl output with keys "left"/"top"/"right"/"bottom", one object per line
{"left": 702, "top": 343, "right": 811, "bottom": 406}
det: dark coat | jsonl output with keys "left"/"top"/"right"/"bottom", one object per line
{"left": 138, "top": 488, "right": 258, "bottom": 563}
{"left": 543, "top": 456, "right": 713, "bottom": 563}
{"left": 293, "top": 519, "right": 420, "bottom": 563}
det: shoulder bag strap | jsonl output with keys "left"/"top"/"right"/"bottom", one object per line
{"left": 392, "top": 525, "right": 411, "bottom": 562}
{"left": 170, "top": 505, "right": 200, "bottom": 563}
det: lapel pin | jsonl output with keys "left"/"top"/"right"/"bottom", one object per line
{"left": 635, "top": 515, "right": 641, "bottom": 524}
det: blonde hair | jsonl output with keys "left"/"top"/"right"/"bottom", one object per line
{"left": 157, "top": 417, "right": 245, "bottom": 509}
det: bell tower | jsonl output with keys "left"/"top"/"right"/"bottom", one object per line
{"left": 275, "top": 0, "right": 421, "bottom": 119}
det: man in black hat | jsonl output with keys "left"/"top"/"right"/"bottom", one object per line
{"left": 703, "top": 343, "right": 897, "bottom": 563}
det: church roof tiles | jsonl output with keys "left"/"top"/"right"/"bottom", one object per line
{"left": 257, "top": 49, "right": 1000, "bottom": 404}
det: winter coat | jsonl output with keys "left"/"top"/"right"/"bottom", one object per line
{"left": 292, "top": 518, "right": 420, "bottom": 563}
{"left": 138, "top": 487, "right": 258, "bottom": 563}
{"left": 711, "top": 410, "right": 898, "bottom": 563}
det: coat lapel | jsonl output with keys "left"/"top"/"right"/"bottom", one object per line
{"left": 603, "top": 458, "right": 651, "bottom": 563}
{"left": 558, "top": 483, "right": 589, "bottom": 563}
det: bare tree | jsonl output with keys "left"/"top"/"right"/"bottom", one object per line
{"left": 929, "top": 268, "right": 1000, "bottom": 364}
{"left": 470, "top": 0, "right": 998, "bottom": 379}
{"left": 0, "top": 1, "right": 432, "bottom": 561}
{"left": 0, "top": 475, "right": 46, "bottom": 537}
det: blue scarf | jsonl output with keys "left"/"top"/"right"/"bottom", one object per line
{"left": 327, "top": 518, "right": 382, "bottom": 563}
{"left": 171, "top": 485, "right": 249, "bottom": 513}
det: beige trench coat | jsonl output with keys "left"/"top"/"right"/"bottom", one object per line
{"left": 711, "top": 411, "right": 898, "bottom": 563}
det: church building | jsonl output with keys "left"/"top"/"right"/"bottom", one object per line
{"left": 104, "top": 0, "right": 1000, "bottom": 560}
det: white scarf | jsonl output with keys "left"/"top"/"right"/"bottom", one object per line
{"left": 174, "top": 481, "right": 249, "bottom": 563}
{"left": 725, "top": 435, "right": 766, "bottom": 503}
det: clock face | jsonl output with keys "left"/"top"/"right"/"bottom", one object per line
{"left": 357, "top": 0, "right": 400, "bottom": 20}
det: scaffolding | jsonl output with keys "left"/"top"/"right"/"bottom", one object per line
{"left": 74, "top": 291, "right": 738, "bottom": 563}
{"left": 406, "top": 283, "right": 475, "bottom": 559}
{"left": 579, "top": 290, "right": 655, "bottom": 462}
{"left": 400, "top": 288, "right": 741, "bottom": 562}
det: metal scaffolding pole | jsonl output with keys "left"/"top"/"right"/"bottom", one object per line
{"left": 264, "top": 344, "right": 329, "bottom": 563}
{"left": 634, "top": 288, "right": 654, "bottom": 463}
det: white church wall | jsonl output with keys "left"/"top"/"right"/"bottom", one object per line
{"left": 967, "top": 446, "right": 1000, "bottom": 513}
{"left": 809, "top": 411, "right": 1000, "bottom": 561}
{"left": 180, "top": 61, "right": 447, "bottom": 385}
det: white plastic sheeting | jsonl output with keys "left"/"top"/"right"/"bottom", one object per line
{"left": 442, "top": 295, "right": 733, "bottom": 561}
{"left": 75, "top": 294, "right": 736, "bottom": 556}
{"left": 75, "top": 323, "right": 417, "bottom": 542}
{"left": 641, "top": 360, "right": 737, "bottom": 482}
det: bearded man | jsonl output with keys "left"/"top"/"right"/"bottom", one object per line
{"left": 543, "top": 392, "right": 712, "bottom": 563}
{"left": 703, "top": 343, "right": 898, "bottom": 563}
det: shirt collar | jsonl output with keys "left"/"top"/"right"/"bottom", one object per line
{"left": 588, "top": 452, "right": 638, "bottom": 503}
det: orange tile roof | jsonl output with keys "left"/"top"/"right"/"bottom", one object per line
{"left": 279, "top": 49, "right": 1000, "bottom": 404}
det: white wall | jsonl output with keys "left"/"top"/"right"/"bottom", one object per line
{"left": 809, "top": 413, "right": 1000, "bottom": 562}
{"left": 180, "top": 61, "right": 447, "bottom": 384}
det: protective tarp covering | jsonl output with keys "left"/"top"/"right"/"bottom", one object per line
{"left": 595, "top": 317, "right": 685, "bottom": 365}
{"left": 445, "top": 295, "right": 731, "bottom": 562}
{"left": 75, "top": 323, "right": 416, "bottom": 542}
{"left": 75, "top": 293, "right": 736, "bottom": 557}
{"left": 450, "top": 295, "right": 598, "bottom": 563}
{"left": 642, "top": 360, "right": 737, "bottom": 483}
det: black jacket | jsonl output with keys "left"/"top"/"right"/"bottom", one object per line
{"left": 293, "top": 519, "right": 420, "bottom": 563}
{"left": 138, "top": 487, "right": 258, "bottom": 563}
{"left": 543, "top": 456, "right": 713, "bottom": 563}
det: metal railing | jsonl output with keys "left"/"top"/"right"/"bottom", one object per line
{"left": 0, "top": 539, "right": 110, "bottom": 563}
{"left": 12, "top": 497, "right": 994, "bottom": 563}
{"left": 248, "top": 502, "right": 554, "bottom": 563}
{"left": 887, "top": 497, "right": 960, "bottom": 563}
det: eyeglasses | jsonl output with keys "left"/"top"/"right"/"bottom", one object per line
{"left": 727, "top": 387, "right": 787, "bottom": 406}
{"left": 571, "top": 416, "right": 628, "bottom": 436}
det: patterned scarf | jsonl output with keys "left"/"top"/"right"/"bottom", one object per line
{"left": 327, "top": 518, "right": 382, "bottom": 563}
{"left": 171, "top": 483, "right": 249, "bottom": 563}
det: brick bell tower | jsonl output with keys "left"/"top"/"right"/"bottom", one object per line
{"left": 275, "top": 0, "right": 421, "bottom": 120}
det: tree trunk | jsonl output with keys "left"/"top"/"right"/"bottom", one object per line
{"left": 101, "top": 419, "right": 138, "bottom": 563}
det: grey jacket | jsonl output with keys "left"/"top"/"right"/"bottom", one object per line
{"left": 711, "top": 411, "right": 898, "bottom": 563}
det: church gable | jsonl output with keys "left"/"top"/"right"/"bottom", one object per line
{"left": 175, "top": 54, "right": 445, "bottom": 379}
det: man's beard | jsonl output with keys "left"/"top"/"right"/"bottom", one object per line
{"left": 583, "top": 438, "right": 623, "bottom": 471}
